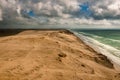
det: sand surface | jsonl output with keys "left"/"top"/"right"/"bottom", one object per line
{"left": 0, "top": 30, "right": 119, "bottom": 80}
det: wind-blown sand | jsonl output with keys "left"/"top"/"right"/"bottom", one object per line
{"left": 0, "top": 30, "right": 119, "bottom": 80}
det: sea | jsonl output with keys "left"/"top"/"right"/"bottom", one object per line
{"left": 71, "top": 29, "right": 120, "bottom": 66}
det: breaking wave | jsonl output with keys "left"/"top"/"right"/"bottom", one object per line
{"left": 72, "top": 31, "right": 120, "bottom": 66}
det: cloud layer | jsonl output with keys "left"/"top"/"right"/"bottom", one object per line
{"left": 0, "top": 0, "right": 120, "bottom": 25}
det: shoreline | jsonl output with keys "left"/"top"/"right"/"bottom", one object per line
{"left": 64, "top": 29, "right": 120, "bottom": 70}
{"left": 69, "top": 30, "right": 120, "bottom": 70}
{"left": 0, "top": 29, "right": 119, "bottom": 80}
{"left": 71, "top": 31, "right": 120, "bottom": 71}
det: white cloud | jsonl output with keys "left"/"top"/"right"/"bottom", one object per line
{"left": 0, "top": 0, "right": 120, "bottom": 26}
{"left": 91, "top": 0, "right": 120, "bottom": 18}
{"left": 0, "top": 8, "right": 2, "bottom": 21}
{"left": 0, "top": 0, "right": 80, "bottom": 19}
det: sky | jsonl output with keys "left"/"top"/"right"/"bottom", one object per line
{"left": 0, "top": 0, "right": 120, "bottom": 28}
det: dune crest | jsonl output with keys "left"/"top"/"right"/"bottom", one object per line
{"left": 0, "top": 30, "right": 119, "bottom": 80}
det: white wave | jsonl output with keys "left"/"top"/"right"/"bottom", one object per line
{"left": 73, "top": 31, "right": 120, "bottom": 66}
{"left": 78, "top": 32, "right": 102, "bottom": 38}
{"left": 105, "top": 38, "right": 120, "bottom": 43}
{"left": 79, "top": 32, "right": 120, "bottom": 43}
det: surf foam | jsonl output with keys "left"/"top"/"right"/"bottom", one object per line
{"left": 72, "top": 31, "right": 120, "bottom": 66}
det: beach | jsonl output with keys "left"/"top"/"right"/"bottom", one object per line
{"left": 0, "top": 29, "right": 119, "bottom": 80}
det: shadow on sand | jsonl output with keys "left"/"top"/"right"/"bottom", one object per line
{"left": 0, "top": 29, "right": 26, "bottom": 37}
{"left": 0, "top": 29, "right": 70, "bottom": 37}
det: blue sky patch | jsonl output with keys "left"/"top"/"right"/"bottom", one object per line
{"left": 27, "top": 10, "right": 35, "bottom": 17}
{"left": 79, "top": 2, "right": 93, "bottom": 18}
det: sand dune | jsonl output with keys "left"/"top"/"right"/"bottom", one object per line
{"left": 0, "top": 30, "right": 119, "bottom": 80}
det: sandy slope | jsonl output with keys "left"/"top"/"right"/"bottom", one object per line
{"left": 0, "top": 30, "right": 119, "bottom": 80}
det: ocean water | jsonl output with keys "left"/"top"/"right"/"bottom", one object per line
{"left": 71, "top": 29, "right": 120, "bottom": 65}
